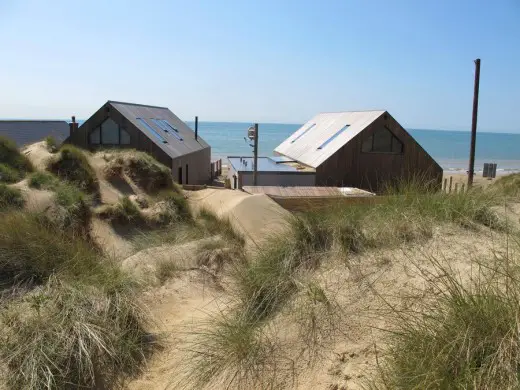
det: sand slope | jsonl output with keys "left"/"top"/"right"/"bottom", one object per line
{"left": 188, "top": 188, "right": 290, "bottom": 251}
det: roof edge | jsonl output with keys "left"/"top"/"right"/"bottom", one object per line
{"left": 107, "top": 100, "right": 169, "bottom": 110}
{"left": 0, "top": 120, "right": 69, "bottom": 123}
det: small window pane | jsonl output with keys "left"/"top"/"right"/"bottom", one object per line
{"left": 361, "top": 135, "right": 373, "bottom": 152}
{"left": 391, "top": 136, "right": 403, "bottom": 153}
{"left": 101, "top": 118, "right": 120, "bottom": 144}
{"left": 121, "top": 128, "right": 131, "bottom": 145}
{"left": 90, "top": 127, "right": 100, "bottom": 144}
{"left": 372, "top": 127, "right": 392, "bottom": 152}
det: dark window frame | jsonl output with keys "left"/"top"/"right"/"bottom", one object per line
{"left": 361, "top": 126, "right": 404, "bottom": 155}
{"left": 88, "top": 117, "right": 131, "bottom": 146}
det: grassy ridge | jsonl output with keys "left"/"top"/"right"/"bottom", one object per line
{"left": 48, "top": 145, "right": 99, "bottom": 194}
{"left": 0, "top": 211, "right": 152, "bottom": 389}
{"left": 0, "top": 136, "right": 33, "bottom": 183}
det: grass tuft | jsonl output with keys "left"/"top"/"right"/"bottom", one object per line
{"left": 53, "top": 183, "right": 92, "bottom": 233}
{"left": 48, "top": 145, "right": 99, "bottom": 193}
{"left": 44, "top": 135, "right": 58, "bottom": 153}
{"left": 0, "top": 136, "right": 33, "bottom": 182}
{"left": 492, "top": 173, "right": 520, "bottom": 197}
{"left": 372, "top": 245, "right": 520, "bottom": 389}
{"left": 97, "top": 196, "right": 144, "bottom": 224}
{"left": 0, "top": 184, "right": 25, "bottom": 210}
{"left": 0, "top": 278, "right": 152, "bottom": 390}
{"left": 28, "top": 171, "right": 59, "bottom": 190}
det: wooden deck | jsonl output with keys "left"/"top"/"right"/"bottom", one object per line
{"left": 242, "top": 186, "right": 374, "bottom": 198}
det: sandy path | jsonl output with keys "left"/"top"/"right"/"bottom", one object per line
{"left": 188, "top": 188, "right": 290, "bottom": 251}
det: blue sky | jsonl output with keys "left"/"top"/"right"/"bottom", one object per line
{"left": 0, "top": 0, "right": 519, "bottom": 132}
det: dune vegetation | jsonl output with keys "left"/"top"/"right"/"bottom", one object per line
{"left": 0, "top": 136, "right": 33, "bottom": 183}
{"left": 1, "top": 135, "right": 520, "bottom": 390}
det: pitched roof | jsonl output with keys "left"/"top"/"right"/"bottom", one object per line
{"left": 274, "top": 111, "right": 386, "bottom": 168}
{"left": 107, "top": 101, "right": 209, "bottom": 159}
{"left": 0, "top": 120, "right": 69, "bottom": 147}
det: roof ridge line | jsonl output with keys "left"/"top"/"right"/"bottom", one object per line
{"left": 108, "top": 100, "right": 169, "bottom": 110}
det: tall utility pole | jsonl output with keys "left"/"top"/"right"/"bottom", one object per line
{"left": 253, "top": 123, "right": 259, "bottom": 185}
{"left": 468, "top": 58, "right": 481, "bottom": 188}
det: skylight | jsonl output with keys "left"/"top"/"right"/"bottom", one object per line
{"left": 317, "top": 125, "right": 350, "bottom": 150}
{"left": 290, "top": 123, "right": 316, "bottom": 143}
{"left": 159, "top": 120, "right": 183, "bottom": 141}
{"left": 136, "top": 118, "right": 168, "bottom": 143}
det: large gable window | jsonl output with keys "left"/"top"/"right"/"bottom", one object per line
{"left": 89, "top": 118, "right": 131, "bottom": 146}
{"left": 101, "top": 118, "right": 119, "bottom": 144}
{"left": 361, "top": 127, "right": 403, "bottom": 154}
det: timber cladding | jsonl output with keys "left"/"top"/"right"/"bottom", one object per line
{"left": 67, "top": 101, "right": 212, "bottom": 185}
{"left": 315, "top": 112, "right": 442, "bottom": 192}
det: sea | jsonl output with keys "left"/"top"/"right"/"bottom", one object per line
{"left": 185, "top": 121, "right": 520, "bottom": 174}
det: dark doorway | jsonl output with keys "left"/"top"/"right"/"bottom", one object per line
{"left": 178, "top": 166, "right": 183, "bottom": 184}
{"left": 185, "top": 164, "right": 189, "bottom": 185}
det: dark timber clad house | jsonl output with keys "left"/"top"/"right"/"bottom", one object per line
{"left": 0, "top": 120, "right": 70, "bottom": 147}
{"left": 274, "top": 110, "right": 442, "bottom": 192}
{"left": 68, "top": 101, "right": 211, "bottom": 185}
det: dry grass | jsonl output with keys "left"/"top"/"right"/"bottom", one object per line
{"left": 0, "top": 210, "right": 154, "bottom": 389}
{"left": 48, "top": 145, "right": 99, "bottom": 194}
{"left": 0, "top": 184, "right": 25, "bottom": 210}
{"left": 97, "top": 196, "right": 144, "bottom": 224}
{"left": 181, "top": 180, "right": 512, "bottom": 389}
{"left": 0, "top": 135, "right": 33, "bottom": 183}
{"left": 103, "top": 150, "right": 177, "bottom": 193}
{"left": 370, "top": 237, "right": 520, "bottom": 389}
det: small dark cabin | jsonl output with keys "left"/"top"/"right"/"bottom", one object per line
{"left": 68, "top": 101, "right": 211, "bottom": 185}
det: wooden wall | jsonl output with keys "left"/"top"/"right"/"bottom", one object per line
{"left": 316, "top": 112, "right": 443, "bottom": 193}
{"left": 171, "top": 147, "right": 211, "bottom": 185}
{"left": 68, "top": 103, "right": 173, "bottom": 168}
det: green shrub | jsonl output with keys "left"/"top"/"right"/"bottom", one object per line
{"left": 48, "top": 145, "right": 98, "bottom": 193}
{"left": 0, "top": 136, "right": 33, "bottom": 181}
{"left": 0, "top": 184, "right": 25, "bottom": 210}
{"left": 44, "top": 135, "right": 58, "bottom": 152}
{"left": 0, "top": 278, "right": 151, "bottom": 390}
{"left": 28, "top": 171, "right": 58, "bottom": 190}
{"left": 0, "top": 163, "right": 22, "bottom": 183}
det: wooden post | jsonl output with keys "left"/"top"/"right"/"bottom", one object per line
{"left": 443, "top": 178, "right": 448, "bottom": 192}
{"left": 468, "top": 58, "right": 481, "bottom": 188}
{"left": 461, "top": 183, "right": 465, "bottom": 193}
{"left": 449, "top": 176, "right": 453, "bottom": 193}
{"left": 253, "top": 123, "right": 259, "bottom": 186}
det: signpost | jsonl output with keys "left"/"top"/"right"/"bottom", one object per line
{"left": 246, "top": 123, "right": 259, "bottom": 185}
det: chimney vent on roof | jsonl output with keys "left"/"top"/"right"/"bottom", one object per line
{"left": 195, "top": 116, "right": 198, "bottom": 140}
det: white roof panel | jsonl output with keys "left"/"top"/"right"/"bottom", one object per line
{"left": 274, "top": 111, "right": 385, "bottom": 168}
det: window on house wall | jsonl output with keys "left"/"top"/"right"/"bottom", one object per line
{"left": 120, "top": 128, "right": 131, "bottom": 145}
{"left": 101, "top": 118, "right": 120, "bottom": 144}
{"left": 361, "top": 127, "right": 403, "bottom": 154}
{"left": 89, "top": 118, "right": 132, "bottom": 146}
{"left": 90, "top": 127, "right": 101, "bottom": 144}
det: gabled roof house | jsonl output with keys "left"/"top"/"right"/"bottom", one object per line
{"left": 0, "top": 120, "right": 70, "bottom": 147}
{"left": 68, "top": 101, "right": 211, "bottom": 185}
{"left": 275, "top": 110, "right": 442, "bottom": 192}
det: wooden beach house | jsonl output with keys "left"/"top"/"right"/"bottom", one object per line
{"left": 68, "top": 101, "right": 211, "bottom": 185}
{"left": 274, "top": 110, "right": 442, "bottom": 192}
